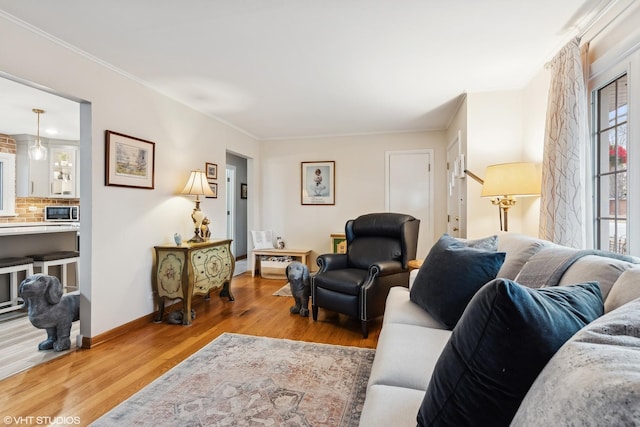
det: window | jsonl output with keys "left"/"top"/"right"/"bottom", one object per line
{"left": 0, "top": 151, "right": 17, "bottom": 216}
{"left": 594, "top": 74, "right": 628, "bottom": 254}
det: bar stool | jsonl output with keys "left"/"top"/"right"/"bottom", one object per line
{"left": 0, "top": 257, "right": 34, "bottom": 314}
{"left": 30, "top": 251, "right": 80, "bottom": 292}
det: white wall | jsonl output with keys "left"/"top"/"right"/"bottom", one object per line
{"left": 461, "top": 78, "right": 550, "bottom": 239}
{"left": 465, "top": 90, "right": 526, "bottom": 238}
{"left": 521, "top": 67, "right": 550, "bottom": 236}
{"left": 0, "top": 18, "right": 260, "bottom": 337}
{"left": 260, "top": 131, "right": 448, "bottom": 266}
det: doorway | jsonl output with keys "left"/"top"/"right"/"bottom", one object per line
{"left": 0, "top": 72, "right": 88, "bottom": 377}
{"left": 226, "top": 164, "right": 236, "bottom": 256}
{"left": 225, "top": 152, "right": 248, "bottom": 260}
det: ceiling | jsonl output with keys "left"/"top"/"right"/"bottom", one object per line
{"left": 0, "top": 0, "right": 613, "bottom": 141}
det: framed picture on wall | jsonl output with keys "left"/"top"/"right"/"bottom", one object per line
{"left": 301, "top": 161, "right": 335, "bottom": 205}
{"left": 241, "top": 183, "right": 248, "bottom": 199}
{"left": 206, "top": 162, "right": 217, "bottom": 179}
{"left": 105, "top": 130, "right": 155, "bottom": 189}
{"left": 206, "top": 180, "right": 217, "bottom": 198}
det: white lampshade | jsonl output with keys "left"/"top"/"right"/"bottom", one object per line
{"left": 481, "top": 162, "right": 540, "bottom": 198}
{"left": 180, "top": 170, "right": 215, "bottom": 197}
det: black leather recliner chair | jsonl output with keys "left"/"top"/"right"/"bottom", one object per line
{"left": 311, "top": 213, "right": 420, "bottom": 338}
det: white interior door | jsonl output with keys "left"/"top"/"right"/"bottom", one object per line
{"left": 226, "top": 165, "right": 236, "bottom": 256}
{"left": 385, "top": 149, "right": 433, "bottom": 258}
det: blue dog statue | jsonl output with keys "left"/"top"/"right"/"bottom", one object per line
{"left": 19, "top": 274, "right": 80, "bottom": 352}
{"left": 286, "top": 261, "right": 311, "bottom": 317}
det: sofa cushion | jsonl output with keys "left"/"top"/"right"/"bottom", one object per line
{"left": 410, "top": 234, "right": 505, "bottom": 329}
{"left": 496, "top": 233, "right": 549, "bottom": 280}
{"left": 558, "top": 254, "right": 635, "bottom": 300}
{"left": 368, "top": 322, "right": 452, "bottom": 391}
{"left": 511, "top": 297, "right": 640, "bottom": 426}
{"left": 383, "top": 287, "right": 448, "bottom": 329}
{"left": 604, "top": 268, "right": 640, "bottom": 313}
{"left": 358, "top": 384, "right": 426, "bottom": 427}
{"left": 417, "top": 279, "right": 604, "bottom": 427}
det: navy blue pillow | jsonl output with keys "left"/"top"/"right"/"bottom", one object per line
{"left": 417, "top": 279, "right": 604, "bottom": 427}
{"left": 410, "top": 234, "right": 505, "bottom": 329}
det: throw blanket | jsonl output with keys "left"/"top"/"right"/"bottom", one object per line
{"left": 514, "top": 246, "right": 638, "bottom": 288}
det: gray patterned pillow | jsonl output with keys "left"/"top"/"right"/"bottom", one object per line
{"left": 455, "top": 235, "right": 498, "bottom": 251}
{"left": 510, "top": 297, "right": 640, "bottom": 426}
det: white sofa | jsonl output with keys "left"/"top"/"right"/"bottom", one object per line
{"left": 359, "top": 233, "right": 640, "bottom": 426}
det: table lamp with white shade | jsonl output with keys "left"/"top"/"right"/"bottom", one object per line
{"left": 180, "top": 169, "right": 215, "bottom": 243}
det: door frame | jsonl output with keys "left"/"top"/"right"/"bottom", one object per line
{"left": 446, "top": 131, "right": 463, "bottom": 237}
{"left": 226, "top": 164, "right": 236, "bottom": 256}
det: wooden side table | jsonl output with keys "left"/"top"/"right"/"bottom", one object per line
{"left": 251, "top": 248, "right": 311, "bottom": 277}
{"left": 408, "top": 259, "right": 424, "bottom": 270}
{"left": 153, "top": 239, "right": 234, "bottom": 325}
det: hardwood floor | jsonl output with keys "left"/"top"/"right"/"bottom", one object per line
{"left": 0, "top": 273, "right": 381, "bottom": 425}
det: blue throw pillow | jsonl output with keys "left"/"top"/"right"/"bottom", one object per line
{"left": 410, "top": 234, "right": 505, "bottom": 329}
{"left": 417, "top": 279, "right": 604, "bottom": 427}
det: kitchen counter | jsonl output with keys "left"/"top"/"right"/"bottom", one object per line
{"left": 0, "top": 222, "right": 80, "bottom": 237}
{"left": 0, "top": 222, "right": 80, "bottom": 291}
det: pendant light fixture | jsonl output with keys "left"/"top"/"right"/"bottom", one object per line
{"left": 28, "top": 108, "right": 48, "bottom": 161}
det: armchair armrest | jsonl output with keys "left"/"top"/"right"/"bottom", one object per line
{"left": 369, "top": 260, "right": 406, "bottom": 277}
{"left": 316, "top": 253, "right": 349, "bottom": 272}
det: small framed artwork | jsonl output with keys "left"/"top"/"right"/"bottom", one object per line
{"left": 206, "top": 180, "right": 218, "bottom": 198}
{"left": 241, "top": 183, "right": 248, "bottom": 199}
{"left": 105, "top": 130, "right": 155, "bottom": 189}
{"left": 301, "top": 161, "right": 335, "bottom": 205}
{"left": 330, "top": 233, "right": 347, "bottom": 254}
{"left": 206, "top": 162, "right": 218, "bottom": 180}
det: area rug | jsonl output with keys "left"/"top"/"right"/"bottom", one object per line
{"left": 273, "top": 282, "right": 292, "bottom": 296}
{"left": 91, "top": 333, "right": 375, "bottom": 426}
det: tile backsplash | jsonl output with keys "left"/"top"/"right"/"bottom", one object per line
{"left": 1, "top": 197, "right": 80, "bottom": 223}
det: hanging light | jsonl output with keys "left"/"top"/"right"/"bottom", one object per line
{"left": 28, "top": 108, "right": 48, "bottom": 161}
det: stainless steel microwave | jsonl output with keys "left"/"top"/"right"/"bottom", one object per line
{"left": 44, "top": 205, "right": 79, "bottom": 222}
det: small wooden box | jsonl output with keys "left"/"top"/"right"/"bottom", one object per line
{"left": 260, "top": 258, "right": 292, "bottom": 279}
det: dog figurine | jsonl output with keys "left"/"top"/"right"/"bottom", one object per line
{"left": 286, "top": 261, "right": 311, "bottom": 317}
{"left": 166, "top": 309, "right": 196, "bottom": 325}
{"left": 19, "top": 274, "right": 80, "bottom": 352}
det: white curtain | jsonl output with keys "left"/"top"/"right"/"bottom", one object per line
{"left": 539, "top": 38, "right": 589, "bottom": 248}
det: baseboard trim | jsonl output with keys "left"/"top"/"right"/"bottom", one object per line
{"left": 81, "top": 311, "right": 158, "bottom": 349}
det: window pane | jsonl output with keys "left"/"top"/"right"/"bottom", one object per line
{"left": 599, "top": 80, "right": 617, "bottom": 129}
{"left": 617, "top": 171, "right": 627, "bottom": 218}
{"left": 613, "top": 221, "right": 627, "bottom": 254}
{"left": 602, "top": 129, "right": 616, "bottom": 172}
{"left": 617, "top": 74, "right": 628, "bottom": 124}
{"left": 617, "top": 124, "right": 628, "bottom": 171}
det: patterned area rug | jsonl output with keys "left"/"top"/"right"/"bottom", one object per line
{"left": 92, "top": 333, "right": 375, "bottom": 426}
{"left": 273, "top": 283, "right": 292, "bottom": 296}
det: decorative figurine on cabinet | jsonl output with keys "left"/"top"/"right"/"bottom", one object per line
{"left": 200, "top": 217, "right": 211, "bottom": 241}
